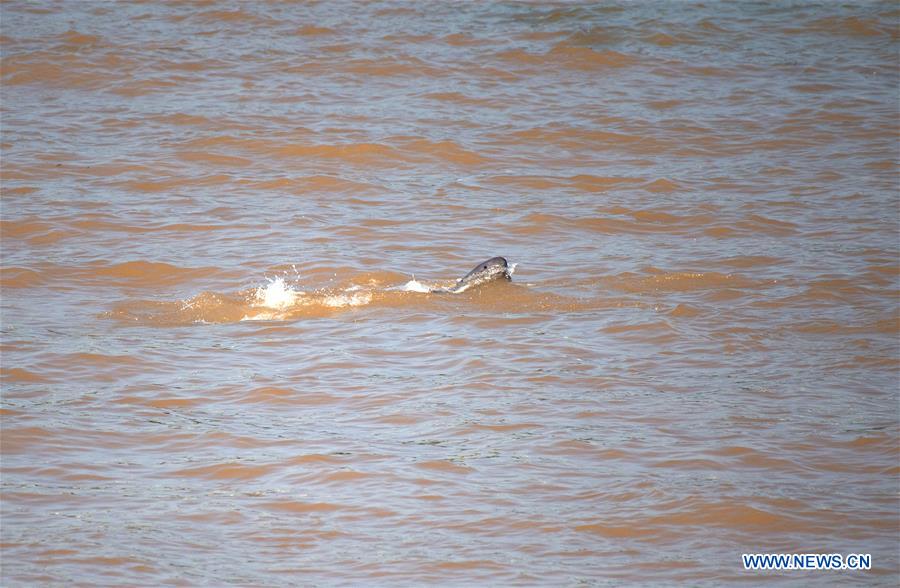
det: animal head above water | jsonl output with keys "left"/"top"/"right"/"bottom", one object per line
{"left": 449, "top": 256, "right": 512, "bottom": 293}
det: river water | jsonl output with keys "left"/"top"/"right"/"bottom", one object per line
{"left": 1, "top": 1, "right": 898, "bottom": 585}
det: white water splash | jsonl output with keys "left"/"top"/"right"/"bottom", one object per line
{"left": 400, "top": 279, "right": 432, "bottom": 293}
{"left": 254, "top": 276, "right": 302, "bottom": 309}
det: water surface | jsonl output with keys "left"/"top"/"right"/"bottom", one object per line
{"left": 1, "top": 1, "right": 898, "bottom": 585}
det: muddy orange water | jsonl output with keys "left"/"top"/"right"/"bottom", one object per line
{"left": 1, "top": 1, "right": 898, "bottom": 586}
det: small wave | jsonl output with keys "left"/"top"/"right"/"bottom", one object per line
{"left": 1, "top": 50, "right": 126, "bottom": 88}
{"left": 0, "top": 218, "right": 78, "bottom": 245}
{"left": 177, "top": 151, "right": 254, "bottom": 167}
{"left": 495, "top": 45, "right": 637, "bottom": 71}
{"left": 57, "top": 30, "right": 102, "bottom": 47}
{"left": 487, "top": 174, "right": 645, "bottom": 193}
{"left": 0, "top": 266, "right": 43, "bottom": 288}
{"left": 192, "top": 9, "right": 279, "bottom": 26}
{"left": 247, "top": 175, "right": 383, "bottom": 195}
{"left": 607, "top": 270, "right": 764, "bottom": 294}
{"left": 341, "top": 56, "right": 447, "bottom": 78}
{"left": 499, "top": 126, "right": 667, "bottom": 155}
{"left": 116, "top": 174, "right": 234, "bottom": 192}
{"left": 292, "top": 25, "right": 335, "bottom": 36}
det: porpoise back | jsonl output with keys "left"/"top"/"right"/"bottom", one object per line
{"left": 446, "top": 256, "right": 511, "bottom": 293}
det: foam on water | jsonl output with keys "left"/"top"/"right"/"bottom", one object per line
{"left": 323, "top": 292, "right": 373, "bottom": 307}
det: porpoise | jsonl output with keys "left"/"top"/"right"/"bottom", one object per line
{"left": 434, "top": 257, "right": 512, "bottom": 293}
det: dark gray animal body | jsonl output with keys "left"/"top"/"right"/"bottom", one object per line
{"left": 435, "top": 257, "right": 512, "bottom": 293}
